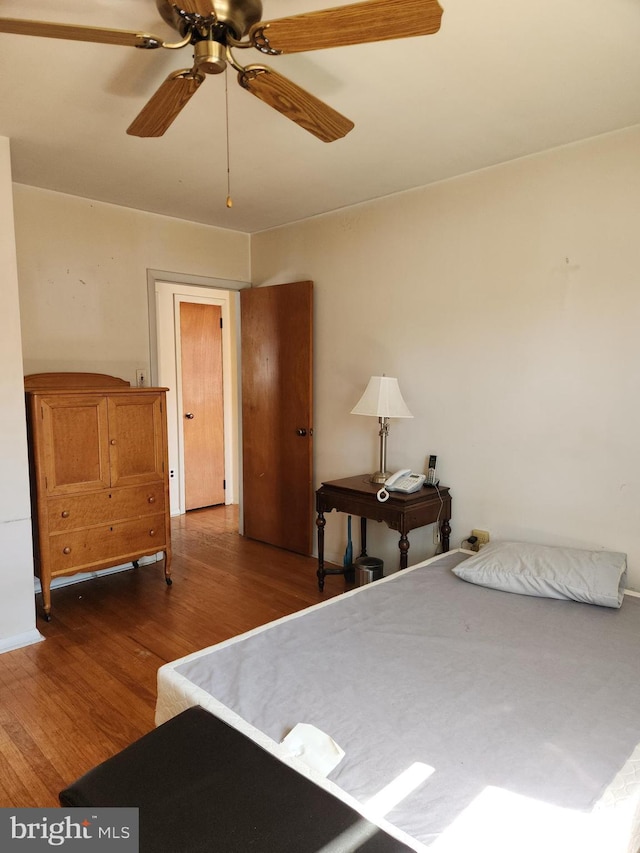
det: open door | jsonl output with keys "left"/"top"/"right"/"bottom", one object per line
{"left": 241, "top": 281, "right": 313, "bottom": 555}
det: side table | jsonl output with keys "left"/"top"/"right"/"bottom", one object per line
{"left": 315, "top": 475, "right": 452, "bottom": 591}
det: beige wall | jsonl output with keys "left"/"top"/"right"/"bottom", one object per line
{"left": 0, "top": 138, "right": 39, "bottom": 650}
{"left": 14, "top": 186, "right": 250, "bottom": 385}
{"left": 251, "top": 126, "right": 640, "bottom": 588}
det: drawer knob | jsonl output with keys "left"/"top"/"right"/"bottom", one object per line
{"left": 63, "top": 546, "right": 71, "bottom": 555}
{"left": 148, "top": 496, "right": 156, "bottom": 504}
{"left": 149, "top": 529, "right": 156, "bottom": 536}
{"left": 110, "top": 439, "right": 117, "bottom": 445}
{"left": 61, "top": 510, "right": 70, "bottom": 518}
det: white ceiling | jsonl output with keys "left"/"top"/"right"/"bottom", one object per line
{"left": 1, "top": 0, "right": 639, "bottom": 234}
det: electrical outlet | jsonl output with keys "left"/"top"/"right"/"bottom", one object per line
{"left": 471, "top": 529, "right": 490, "bottom": 546}
{"left": 136, "top": 369, "right": 146, "bottom": 387}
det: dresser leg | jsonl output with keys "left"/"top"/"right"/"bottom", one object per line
{"left": 42, "top": 596, "right": 52, "bottom": 622}
{"left": 164, "top": 549, "right": 173, "bottom": 586}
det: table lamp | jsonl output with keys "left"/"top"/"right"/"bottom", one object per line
{"left": 351, "top": 375, "right": 413, "bottom": 484}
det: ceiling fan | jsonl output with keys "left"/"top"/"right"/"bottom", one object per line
{"left": 0, "top": 0, "right": 443, "bottom": 143}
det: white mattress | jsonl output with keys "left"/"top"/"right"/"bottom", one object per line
{"left": 156, "top": 550, "right": 640, "bottom": 852}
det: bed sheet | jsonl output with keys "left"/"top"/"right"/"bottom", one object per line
{"left": 156, "top": 550, "right": 640, "bottom": 853}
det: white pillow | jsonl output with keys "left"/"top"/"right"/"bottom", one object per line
{"left": 453, "top": 541, "right": 627, "bottom": 608}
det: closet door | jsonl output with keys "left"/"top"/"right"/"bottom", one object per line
{"left": 107, "top": 393, "right": 165, "bottom": 487}
{"left": 36, "top": 394, "right": 110, "bottom": 495}
{"left": 180, "top": 301, "right": 225, "bottom": 511}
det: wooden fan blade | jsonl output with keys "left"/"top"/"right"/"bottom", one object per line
{"left": 177, "top": 1, "right": 216, "bottom": 15}
{"left": 238, "top": 65, "right": 354, "bottom": 143}
{"left": 251, "top": 0, "right": 443, "bottom": 54}
{"left": 0, "top": 17, "right": 163, "bottom": 48}
{"left": 127, "top": 72, "right": 204, "bottom": 137}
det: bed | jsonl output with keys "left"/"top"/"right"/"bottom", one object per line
{"left": 156, "top": 545, "right": 640, "bottom": 853}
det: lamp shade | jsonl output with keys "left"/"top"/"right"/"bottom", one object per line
{"left": 351, "top": 376, "right": 413, "bottom": 419}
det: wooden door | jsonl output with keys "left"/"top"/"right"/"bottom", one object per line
{"left": 108, "top": 393, "right": 165, "bottom": 487}
{"left": 36, "top": 394, "right": 111, "bottom": 496}
{"left": 241, "top": 281, "right": 313, "bottom": 555}
{"left": 179, "top": 301, "right": 225, "bottom": 510}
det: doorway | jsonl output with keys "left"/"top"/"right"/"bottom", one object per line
{"left": 149, "top": 273, "right": 248, "bottom": 518}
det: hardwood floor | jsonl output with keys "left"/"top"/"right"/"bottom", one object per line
{"left": 0, "top": 505, "right": 347, "bottom": 807}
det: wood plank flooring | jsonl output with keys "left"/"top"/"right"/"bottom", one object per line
{"left": 0, "top": 506, "right": 347, "bottom": 807}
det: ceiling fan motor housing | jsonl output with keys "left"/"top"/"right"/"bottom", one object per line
{"left": 156, "top": 0, "right": 263, "bottom": 40}
{"left": 194, "top": 38, "right": 227, "bottom": 74}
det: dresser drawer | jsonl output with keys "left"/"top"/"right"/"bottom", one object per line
{"left": 49, "top": 513, "right": 167, "bottom": 574}
{"left": 47, "top": 484, "right": 165, "bottom": 533}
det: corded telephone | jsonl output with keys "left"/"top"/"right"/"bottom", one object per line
{"left": 385, "top": 469, "right": 426, "bottom": 493}
{"left": 377, "top": 469, "right": 426, "bottom": 502}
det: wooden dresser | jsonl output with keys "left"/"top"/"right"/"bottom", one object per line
{"left": 24, "top": 373, "right": 172, "bottom": 621}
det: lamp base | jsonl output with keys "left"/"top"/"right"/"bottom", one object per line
{"left": 369, "top": 471, "right": 389, "bottom": 485}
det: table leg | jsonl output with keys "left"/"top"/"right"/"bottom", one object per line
{"left": 359, "top": 517, "right": 368, "bottom": 559}
{"left": 441, "top": 518, "right": 451, "bottom": 553}
{"left": 399, "top": 534, "right": 410, "bottom": 569}
{"left": 316, "top": 511, "right": 326, "bottom": 591}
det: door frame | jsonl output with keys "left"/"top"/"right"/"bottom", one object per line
{"left": 147, "top": 270, "right": 250, "bottom": 516}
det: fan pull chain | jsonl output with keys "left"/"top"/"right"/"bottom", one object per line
{"left": 225, "top": 69, "right": 233, "bottom": 209}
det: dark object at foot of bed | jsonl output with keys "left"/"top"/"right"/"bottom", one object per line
{"left": 60, "top": 705, "right": 414, "bottom": 852}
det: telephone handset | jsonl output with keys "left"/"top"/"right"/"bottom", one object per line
{"left": 377, "top": 469, "right": 426, "bottom": 502}
{"left": 426, "top": 454, "right": 438, "bottom": 486}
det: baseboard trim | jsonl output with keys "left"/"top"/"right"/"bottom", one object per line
{"left": 0, "top": 628, "right": 44, "bottom": 655}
